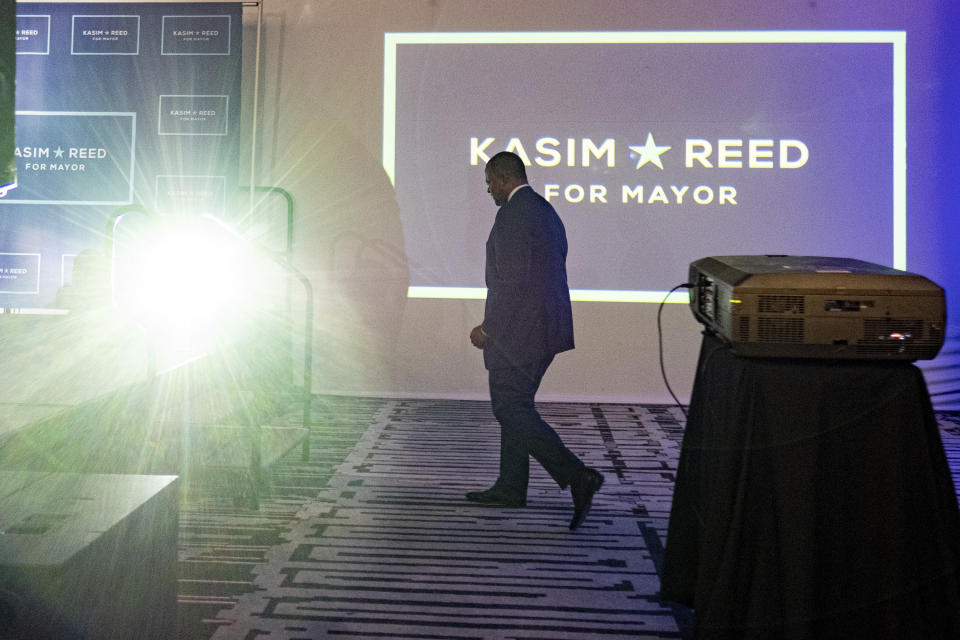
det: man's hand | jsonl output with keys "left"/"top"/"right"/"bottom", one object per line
{"left": 470, "top": 324, "right": 488, "bottom": 349}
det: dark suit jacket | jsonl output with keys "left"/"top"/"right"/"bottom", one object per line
{"left": 482, "top": 185, "right": 575, "bottom": 370}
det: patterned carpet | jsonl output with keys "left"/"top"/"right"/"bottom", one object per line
{"left": 176, "top": 396, "right": 960, "bottom": 640}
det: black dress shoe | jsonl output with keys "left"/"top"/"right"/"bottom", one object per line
{"left": 569, "top": 467, "right": 604, "bottom": 530}
{"left": 465, "top": 486, "right": 526, "bottom": 507}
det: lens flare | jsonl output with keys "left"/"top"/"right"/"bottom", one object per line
{"left": 111, "top": 212, "right": 277, "bottom": 366}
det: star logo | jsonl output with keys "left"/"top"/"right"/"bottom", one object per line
{"left": 629, "top": 133, "right": 671, "bottom": 170}
{"left": 54, "top": 147, "right": 64, "bottom": 158}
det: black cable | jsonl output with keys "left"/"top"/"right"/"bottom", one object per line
{"left": 658, "top": 283, "right": 693, "bottom": 419}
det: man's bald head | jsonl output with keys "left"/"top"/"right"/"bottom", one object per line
{"left": 485, "top": 151, "right": 528, "bottom": 183}
{"left": 484, "top": 152, "right": 528, "bottom": 207}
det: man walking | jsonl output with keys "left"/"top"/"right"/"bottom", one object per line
{"left": 468, "top": 151, "right": 603, "bottom": 531}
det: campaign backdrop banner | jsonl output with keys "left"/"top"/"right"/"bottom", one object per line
{"left": 2, "top": 2, "right": 242, "bottom": 309}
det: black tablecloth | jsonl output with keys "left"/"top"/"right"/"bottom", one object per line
{"left": 661, "top": 333, "right": 960, "bottom": 640}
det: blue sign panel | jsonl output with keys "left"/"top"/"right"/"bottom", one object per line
{"left": 158, "top": 94, "right": 229, "bottom": 136}
{"left": 162, "top": 15, "right": 231, "bottom": 55}
{"left": 0, "top": 253, "right": 41, "bottom": 294}
{"left": 71, "top": 14, "right": 140, "bottom": 55}
{"left": 15, "top": 15, "right": 50, "bottom": 55}
{"left": 9, "top": 111, "right": 136, "bottom": 204}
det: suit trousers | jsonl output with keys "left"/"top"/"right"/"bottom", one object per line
{"left": 488, "top": 356, "right": 584, "bottom": 493}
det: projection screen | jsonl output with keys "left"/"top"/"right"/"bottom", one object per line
{"left": 384, "top": 31, "right": 904, "bottom": 304}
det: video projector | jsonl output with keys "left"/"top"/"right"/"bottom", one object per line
{"left": 688, "top": 255, "right": 945, "bottom": 360}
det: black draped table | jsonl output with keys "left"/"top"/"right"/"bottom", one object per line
{"left": 661, "top": 333, "right": 960, "bottom": 640}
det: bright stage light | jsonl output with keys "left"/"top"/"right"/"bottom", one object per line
{"left": 111, "top": 212, "right": 278, "bottom": 365}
